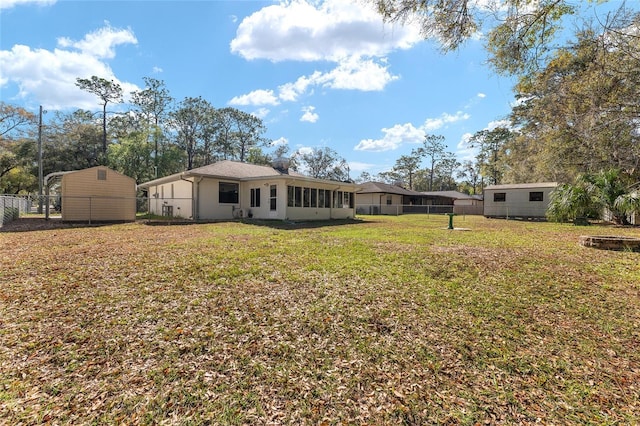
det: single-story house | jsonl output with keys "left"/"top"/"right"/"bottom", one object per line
{"left": 137, "top": 160, "right": 358, "bottom": 221}
{"left": 483, "top": 182, "right": 558, "bottom": 219}
{"left": 58, "top": 166, "right": 137, "bottom": 222}
{"left": 355, "top": 182, "right": 428, "bottom": 215}
{"left": 356, "top": 182, "right": 485, "bottom": 215}
{"left": 420, "top": 190, "right": 484, "bottom": 215}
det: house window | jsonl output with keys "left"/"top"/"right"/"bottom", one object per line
{"left": 294, "top": 186, "right": 302, "bottom": 207}
{"left": 251, "top": 188, "right": 261, "bottom": 207}
{"left": 334, "top": 191, "right": 342, "bottom": 208}
{"left": 97, "top": 169, "right": 107, "bottom": 180}
{"left": 343, "top": 192, "right": 350, "bottom": 208}
{"left": 529, "top": 191, "right": 544, "bottom": 202}
{"left": 324, "top": 190, "right": 331, "bottom": 208}
{"left": 219, "top": 182, "right": 239, "bottom": 204}
{"left": 270, "top": 185, "right": 277, "bottom": 211}
{"left": 386, "top": 195, "right": 392, "bottom": 205}
{"left": 494, "top": 192, "right": 506, "bottom": 202}
{"left": 287, "top": 186, "right": 294, "bottom": 207}
{"left": 318, "top": 189, "right": 325, "bottom": 208}
{"left": 303, "top": 187, "right": 311, "bottom": 207}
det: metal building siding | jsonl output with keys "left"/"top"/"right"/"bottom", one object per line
{"left": 61, "top": 167, "right": 136, "bottom": 221}
{"left": 483, "top": 184, "right": 557, "bottom": 218}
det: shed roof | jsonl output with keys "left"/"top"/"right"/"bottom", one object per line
{"left": 483, "top": 182, "right": 558, "bottom": 191}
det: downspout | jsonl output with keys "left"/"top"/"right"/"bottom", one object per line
{"left": 180, "top": 175, "right": 195, "bottom": 220}
{"left": 194, "top": 176, "right": 203, "bottom": 219}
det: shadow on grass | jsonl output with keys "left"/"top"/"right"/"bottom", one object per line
{"left": 144, "top": 217, "right": 374, "bottom": 230}
{"left": 0, "top": 217, "right": 126, "bottom": 233}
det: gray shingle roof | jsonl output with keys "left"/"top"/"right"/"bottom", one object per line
{"left": 357, "top": 182, "right": 423, "bottom": 196}
{"left": 187, "top": 160, "right": 300, "bottom": 179}
{"left": 420, "top": 190, "right": 476, "bottom": 200}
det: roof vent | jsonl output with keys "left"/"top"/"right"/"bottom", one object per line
{"left": 272, "top": 157, "right": 290, "bottom": 174}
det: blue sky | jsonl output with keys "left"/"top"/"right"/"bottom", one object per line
{"left": 0, "top": 0, "right": 546, "bottom": 178}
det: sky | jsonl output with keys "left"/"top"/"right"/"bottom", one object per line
{"left": 0, "top": 0, "right": 574, "bottom": 178}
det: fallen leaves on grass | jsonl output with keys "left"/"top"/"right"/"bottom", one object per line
{"left": 1, "top": 216, "right": 639, "bottom": 424}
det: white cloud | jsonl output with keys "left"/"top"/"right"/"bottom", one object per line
{"left": 314, "top": 56, "right": 398, "bottom": 91}
{"left": 486, "top": 118, "right": 510, "bottom": 130}
{"left": 354, "top": 122, "right": 423, "bottom": 152}
{"left": 477, "top": 92, "right": 486, "bottom": 98}
{"left": 296, "top": 146, "right": 314, "bottom": 156}
{"left": 456, "top": 132, "right": 476, "bottom": 163}
{"left": 0, "top": 0, "right": 55, "bottom": 9}
{"left": 57, "top": 24, "right": 137, "bottom": 59}
{"left": 228, "top": 89, "right": 280, "bottom": 106}
{"left": 300, "top": 105, "right": 318, "bottom": 123}
{"left": 230, "top": 0, "right": 421, "bottom": 62}
{"left": 0, "top": 25, "right": 139, "bottom": 110}
{"left": 228, "top": 1, "right": 411, "bottom": 107}
{"left": 270, "top": 137, "right": 289, "bottom": 147}
{"left": 454, "top": 118, "right": 512, "bottom": 162}
{"left": 348, "top": 161, "right": 376, "bottom": 172}
{"left": 253, "top": 107, "right": 271, "bottom": 119}
{"left": 278, "top": 73, "right": 318, "bottom": 102}
{"left": 231, "top": 55, "right": 398, "bottom": 106}
{"left": 423, "top": 111, "right": 470, "bottom": 131}
{"left": 355, "top": 110, "right": 472, "bottom": 152}
{"left": 152, "top": 66, "right": 163, "bottom": 74}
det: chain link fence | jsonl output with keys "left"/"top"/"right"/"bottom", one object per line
{"left": 355, "top": 204, "right": 483, "bottom": 216}
{"left": 0, "top": 195, "right": 159, "bottom": 227}
{"left": 0, "top": 195, "right": 33, "bottom": 227}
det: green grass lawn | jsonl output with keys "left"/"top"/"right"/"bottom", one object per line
{"left": 1, "top": 215, "right": 639, "bottom": 424}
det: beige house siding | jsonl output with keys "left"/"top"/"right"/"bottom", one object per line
{"left": 147, "top": 179, "right": 193, "bottom": 219}
{"left": 355, "top": 192, "right": 403, "bottom": 215}
{"left": 140, "top": 165, "right": 357, "bottom": 221}
{"left": 483, "top": 183, "right": 557, "bottom": 218}
{"left": 453, "top": 199, "right": 484, "bottom": 215}
{"left": 61, "top": 166, "right": 136, "bottom": 222}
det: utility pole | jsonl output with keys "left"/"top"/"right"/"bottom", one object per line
{"left": 37, "top": 105, "right": 44, "bottom": 214}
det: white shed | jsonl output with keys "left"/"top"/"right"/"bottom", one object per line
{"left": 483, "top": 182, "right": 557, "bottom": 219}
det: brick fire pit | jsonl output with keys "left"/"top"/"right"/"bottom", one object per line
{"left": 579, "top": 235, "right": 640, "bottom": 252}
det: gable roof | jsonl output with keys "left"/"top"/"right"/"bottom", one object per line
{"left": 186, "top": 160, "right": 305, "bottom": 180}
{"left": 138, "top": 160, "right": 357, "bottom": 189}
{"left": 484, "top": 182, "right": 558, "bottom": 191}
{"left": 63, "top": 166, "right": 135, "bottom": 182}
{"left": 357, "top": 181, "right": 423, "bottom": 196}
